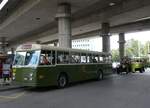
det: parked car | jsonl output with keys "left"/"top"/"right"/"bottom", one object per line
{"left": 131, "top": 57, "right": 146, "bottom": 73}
{"left": 116, "top": 56, "right": 131, "bottom": 74}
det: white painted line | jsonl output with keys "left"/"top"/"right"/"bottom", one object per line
{"left": 0, "top": 92, "right": 25, "bottom": 100}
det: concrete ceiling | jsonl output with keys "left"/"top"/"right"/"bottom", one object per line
{"left": 0, "top": 0, "right": 150, "bottom": 46}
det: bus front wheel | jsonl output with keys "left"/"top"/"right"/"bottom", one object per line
{"left": 96, "top": 70, "right": 103, "bottom": 81}
{"left": 57, "top": 74, "right": 68, "bottom": 88}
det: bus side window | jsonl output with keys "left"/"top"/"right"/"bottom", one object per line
{"left": 64, "top": 52, "right": 69, "bottom": 64}
{"left": 52, "top": 51, "right": 55, "bottom": 65}
{"left": 92, "top": 55, "right": 98, "bottom": 63}
{"left": 40, "top": 55, "right": 49, "bottom": 65}
{"left": 57, "top": 51, "right": 64, "bottom": 64}
{"left": 70, "top": 53, "right": 80, "bottom": 63}
{"left": 92, "top": 58, "right": 97, "bottom": 63}
{"left": 81, "top": 53, "right": 87, "bottom": 63}
{"left": 95, "top": 55, "right": 99, "bottom": 63}
{"left": 99, "top": 56, "right": 103, "bottom": 63}
{"left": 40, "top": 50, "right": 50, "bottom": 65}
{"left": 103, "top": 55, "right": 107, "bottom": 62}
{"left": 87, "top": 54, "right": 94, "bottom": 63}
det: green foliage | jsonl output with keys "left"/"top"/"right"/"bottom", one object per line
{"left": 111, "top": 49, "right": 119, "bottom": 62}
{"left": 125, "top": 39, "right": 140, "bottom": 57}
{"left": 111, "top": 39, "right": 150, "bottom": 61}
{"left": 125, "top": 39, "right": 150, "bottom": 58}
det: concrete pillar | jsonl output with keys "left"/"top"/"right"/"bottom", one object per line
{"left": 54, "top": 42, "right": 58, "bottom": 47}
{"left": 0, "top": 37, "right": 7, "bottom": 54}
{"left": 101, "top": 22, "right": 110, "bottom": 53}
{"left": 56, "top": 3, "right": 71, "bottom": 48}
{"left": 11, "top": 48, "right": 15, "bottom": 55}
{"left": 118, "top": 33, "right": 126, "bottom": 59}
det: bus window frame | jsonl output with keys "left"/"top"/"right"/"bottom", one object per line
{"left": 40, "top": 50, "right": 56, "bottom": 65}
{"left": 56, "top": 50, "right": 69, "bottom": 64}
{"left": 93, "top": 54, "right": 98, "bottom": 63}
{"left": 81, "top": 53, "right": 87, "bottom": 63}
{"left": 70, "top": 52, "right": 81, "bottom": 64}
{"left": 87, "top": 53, "right": 93, "bottom": 63}
{"left": 56, "top": 51, "right": 64, "bottom": 64}
{"left": 63, "top": 51, "right": 69, "bottom": 64}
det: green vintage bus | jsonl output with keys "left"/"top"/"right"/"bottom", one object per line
{"left": 12, "top": 44, "right": 112, "bottom": 88}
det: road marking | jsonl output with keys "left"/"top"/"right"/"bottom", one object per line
{"left": 0, "top": 92, "right": 25, "bottom": 100}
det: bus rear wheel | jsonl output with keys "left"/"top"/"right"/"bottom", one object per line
{"left": 57, "top": 74, "right": 68, "bottom": 88}
{"left": 96, "top": 70, "right": 103, "bottom": 81}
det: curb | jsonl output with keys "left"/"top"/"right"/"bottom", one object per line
{"left": 0, "top": 84, "right": 22, "bottom": 92}
{"left": 0, "top": 79, "right": 22, "bottom": 91}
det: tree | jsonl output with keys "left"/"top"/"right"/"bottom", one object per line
{"left": 111, "top": 49, "right": 119, "bottom": 61}
{"left": 111, "top": 39, "right": 150, "bottom": 61}
{"left": 125, "top": 39, "right": 143, "bottom": 57}
{"left": 143, "top": 41, "right": 150, "bottom": 55}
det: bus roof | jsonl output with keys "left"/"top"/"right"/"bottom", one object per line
{"left": 16, "top": 44, "right": 111, "bottom": 56}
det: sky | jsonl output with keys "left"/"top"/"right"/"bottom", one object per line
{"left": 111, "top": 31, "right": 150, "bottom": 50}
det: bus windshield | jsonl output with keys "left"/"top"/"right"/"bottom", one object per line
{"left": 14, "top": 50, "right": 40, "bottom": 66}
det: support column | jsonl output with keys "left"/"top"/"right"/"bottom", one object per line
{"left": 11, "top": 48, "right": 15, "bottom": 55}
{"left": 118, "top": 33, "right": 126, "bottom": 60}
{"left": 56, "top": 3, "right": 71, "bottom": 48}
{"left": 101, "top": 22, "right": 110, "bottom": 53}
{"left": 54, "top": 42, "right": 58, "bottom": 47}
{"left": 0, "top": 37, "right": 7, "bottom": 54}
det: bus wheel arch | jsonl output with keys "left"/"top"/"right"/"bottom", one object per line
{"left": 57, "top": 72, "right": 69, "bottom": 88}
{"left": 96, "top": 69, "right": 103, "bottom": 80}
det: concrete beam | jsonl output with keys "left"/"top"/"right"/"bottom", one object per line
{"left": 0, "top": 0, "right": 41, "bottom": 30}
{"left": 8, "top": 0, "right": 150, "bottom": 46}
{"left": 9, "top": 18, "right": 150, "bottom": 48}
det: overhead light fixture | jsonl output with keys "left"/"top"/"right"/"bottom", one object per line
{"left": 36, "top": 17, "right": 40, "bottom": 20}
{"left": 0, "top": 0, "right": 8, "bottom": 10}
{"left": 109, "top": 2, "right": 115, "bottom": 6}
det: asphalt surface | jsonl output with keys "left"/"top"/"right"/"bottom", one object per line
{"left": 1, "top": 70, "right": 150, "bottom": 108}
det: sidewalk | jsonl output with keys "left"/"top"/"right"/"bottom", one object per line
{"left": 0, "top": 78, "right": 12, "bottom": 85}
{"left": 0, "top": 78, "right": 13, "bottom": 88}
{"left": 0, "top": 78, "right": 20, "bottom": 91}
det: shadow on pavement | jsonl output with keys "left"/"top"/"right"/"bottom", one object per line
{"left": 0, "top": 84, "right": 26, "bottom": 92}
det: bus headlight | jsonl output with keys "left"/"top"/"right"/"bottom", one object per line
{"left": 30, "top": 73, "right": 33, "bottom": 77}
{"left": 13, "top": 73, "right": 16, "bottom": 76}
{"left": 29, "top": 78, "right": 33, "bottom": 81}
{"left": 24, "top": 77, "right": 28, "bottom": 81}
{"left": 12, "top": 73, "right": 16, "bottom": 80}
{"left": 12, "top": 77, "right": 15, "bottom": 80}
{"left": 39, "top": 75, "right": 44, "bottom": 79}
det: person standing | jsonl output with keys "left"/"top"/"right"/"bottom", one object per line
{"left": 2, "top": 60, "right": 11, "bottom": 83}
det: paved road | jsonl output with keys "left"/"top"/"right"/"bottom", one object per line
{"left": 0, "top": 71, "right": 150, "bottom": 108}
